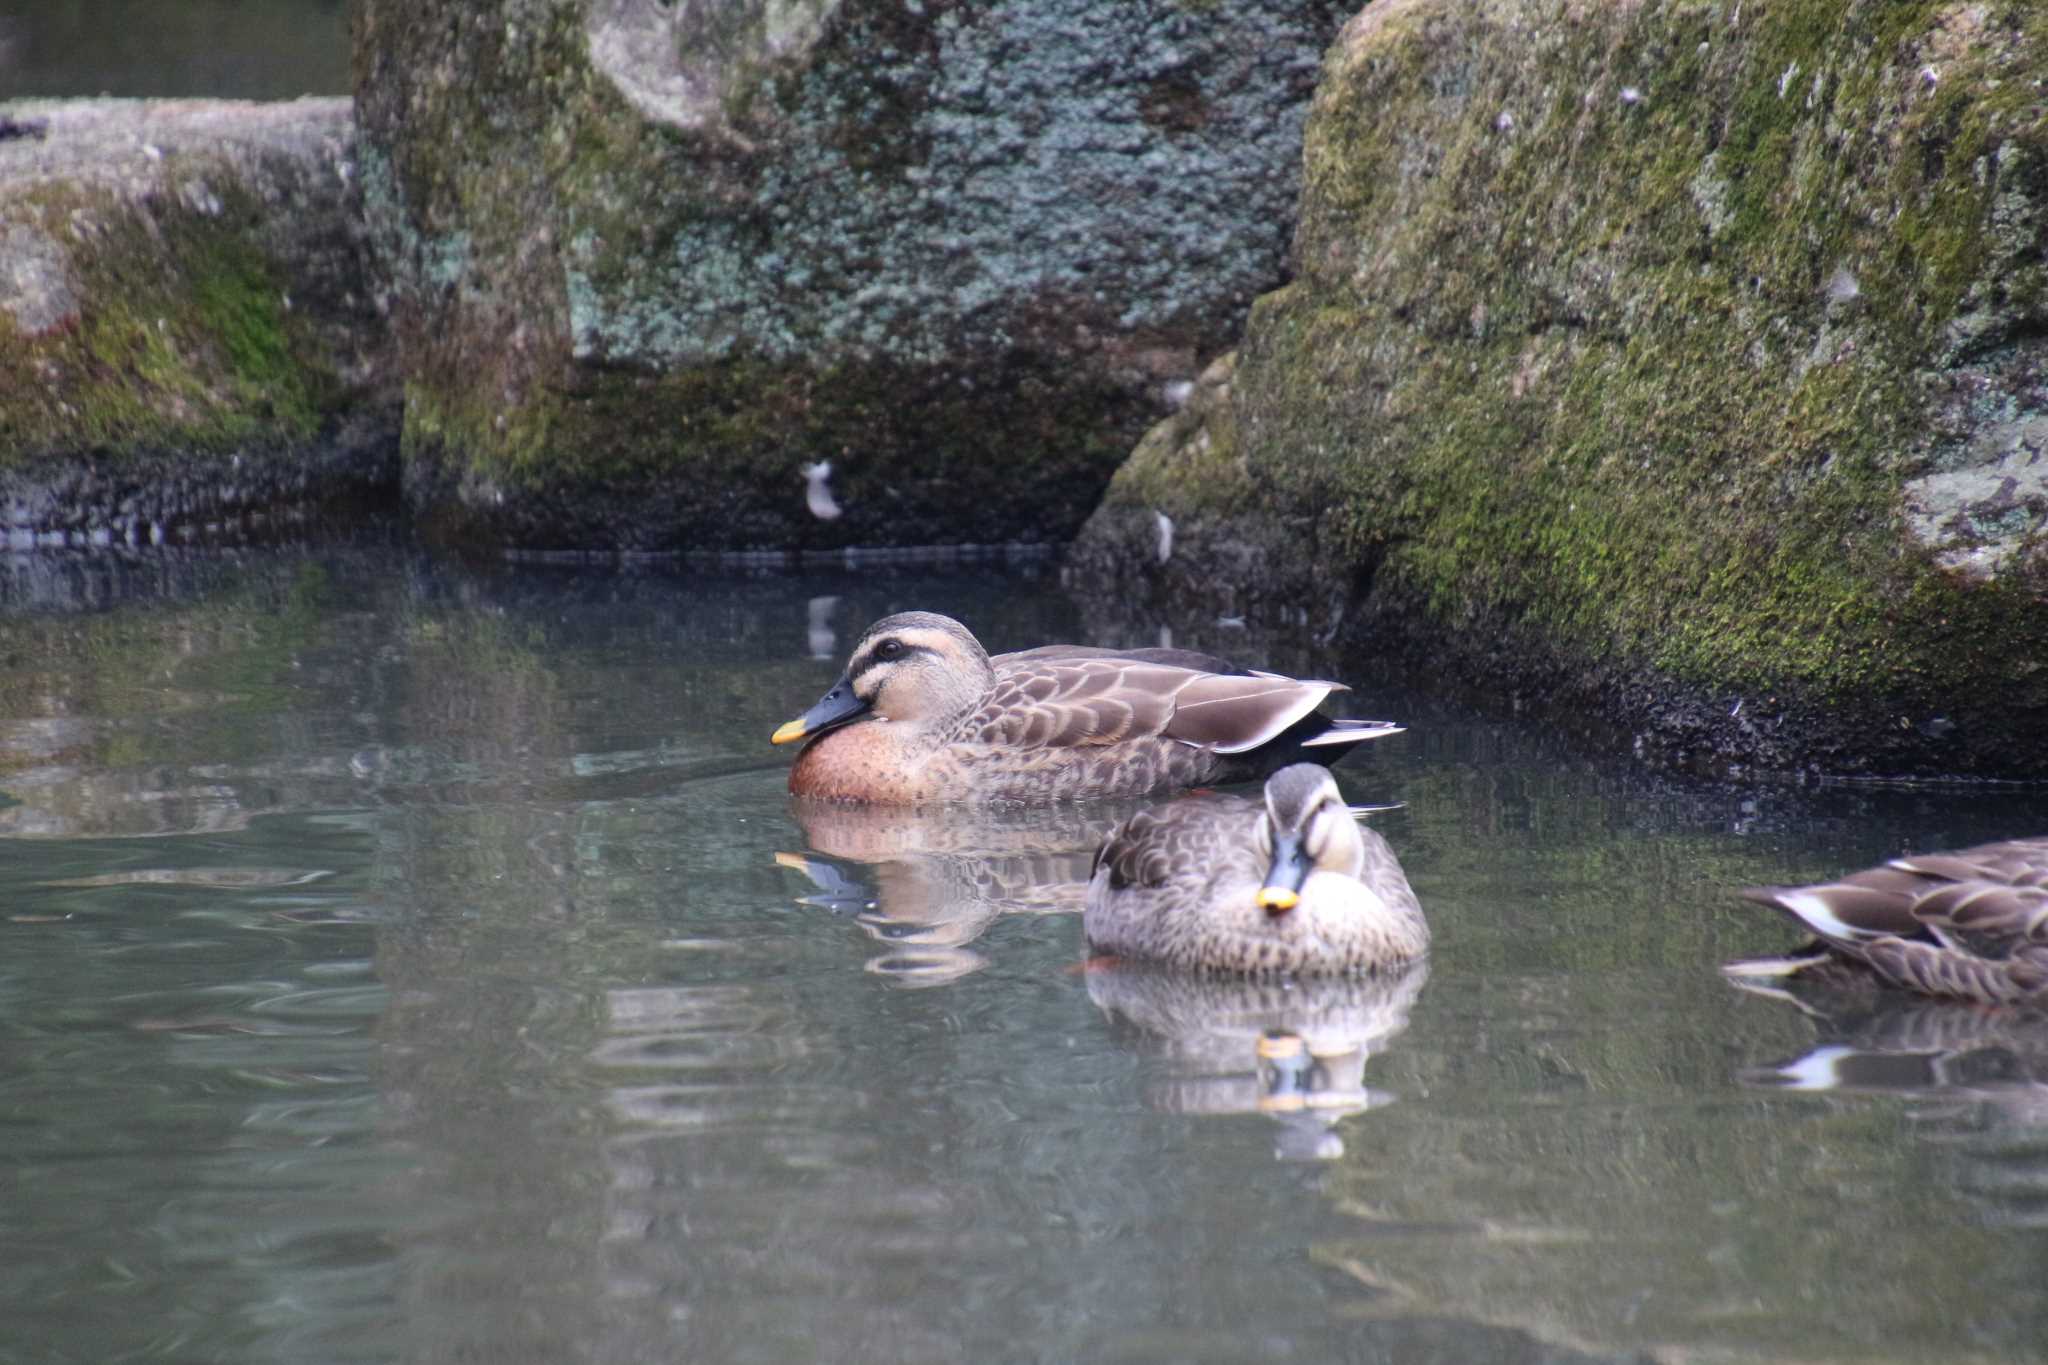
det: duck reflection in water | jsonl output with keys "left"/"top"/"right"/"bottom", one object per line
{"left": 775, "top": 798, "right": 1143, "bottom": 987}
{"left": 1086, "top": 960, "right": 1429, "bottom": 1161}
{"left": 1734, "top": 975, "right": 2048, "bottom": 1096}
{"left": 1731, "top": 973, "right": 2048, "bottom": 1228}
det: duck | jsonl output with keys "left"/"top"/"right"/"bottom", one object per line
{"left": 1082, "top": 763, "right": 1429, "bottom": 975}
{"left": 1724, "top": 836, "right": 2048, "bottom": 1004}
{"left": 771, "top": 611, "right": 1400, "bottom": 804}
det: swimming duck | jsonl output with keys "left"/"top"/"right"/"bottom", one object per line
{"left": 1082, "top": 764, "right": 1429, "bottom": 975}
{"left": 771, "top": 612, "right": 1399, "bottom": 804}
{"left": 1724, "top": 836, "right": 2048, "bottom": 1004}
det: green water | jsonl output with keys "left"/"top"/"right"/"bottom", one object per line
{"left": 2, "top": 546, "right": 2045, "bottom": 1364}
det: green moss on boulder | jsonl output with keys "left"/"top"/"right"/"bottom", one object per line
{"left": 354, "top": 0, "right": 1344, "bottom": 549}
{"left": 1074, "top": 0, "right": 2048, "bottom": 776}
{"left": 0, "top": 99, "right": 398, "bottom": 541}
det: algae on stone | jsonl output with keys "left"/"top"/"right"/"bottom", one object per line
{"left": 0, "top": 99, "right": 397, "bottom": 540}
{"left": 355, "top": 0, "right": 1344, "bottom": 550}
{"left": 1075, "top": 0, "right": 2048, "bottom": 775}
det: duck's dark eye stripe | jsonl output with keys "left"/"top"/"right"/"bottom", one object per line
{"left": 850, "top": 639, "right": 928, "bottom": 680}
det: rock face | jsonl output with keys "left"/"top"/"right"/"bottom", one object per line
{"left": 353, "top": 0, "right": 1343, "bottom": 550}
{"left": 1072, "top": 0, "right": 2048, "bottom": 777}
{"left": 0, "top": 99, "right": 398, "bottom": 544}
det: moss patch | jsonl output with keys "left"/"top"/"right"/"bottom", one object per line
{"left": 353, "top": 0, "right": 1349, "bottom": 548}
{"left": 1084, "top": 0, "right": 2048, "bottom": 774}
{"left": 0, "top": 176, "right": 338, "bottom": 463}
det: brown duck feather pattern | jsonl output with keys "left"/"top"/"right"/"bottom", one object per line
{"left": 1084, "top": 772, "right": 1430, "bottom": 975}
{"left": 1737, "top": 837, "right": 2048, "bottom": 1003}
{"left": 782, "top": 613, "right": 1395, "bottom": 804}
{"left": 973, "top": 658, "right": 1329, "bottom": 754}
{"left": 1095, "top": 796, "right": 1265, "bottom": 898}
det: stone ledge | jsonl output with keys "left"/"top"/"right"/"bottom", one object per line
{"left": 0, "top": 97, "right": 400, "bottom": 539}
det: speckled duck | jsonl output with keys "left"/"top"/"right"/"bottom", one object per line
{"left": 771, "top": 612, "right": 1400, "bottom": 805}
{"left": 1083, "top": 764, "right": 1429, "bottom": 975}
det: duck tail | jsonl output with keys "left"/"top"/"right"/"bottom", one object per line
{"left": 1296, "top": 719, "right": 1405, "bottom": 749}
{"left": 1720, "top": 945, "right": 1834, "bottom": 980}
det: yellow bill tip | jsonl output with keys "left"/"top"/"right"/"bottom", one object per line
{"left": 770, "top": 719, "right": 810, "bottom": 746}
{"left": 772, "top": 851, "right": 811, "bottom": 871}
{"left": 1256, "top": 888, "right": 1300, "bottom": 913}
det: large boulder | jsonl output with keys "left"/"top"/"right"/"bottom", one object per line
{"left": 0, "top": 99, "right": 397, "bottom": 545}
{"left": 353, "top": 0, "right": 1344, "bottom": 550}
{"left": 1072, "top": 0, "right": 2048, "bottom": 777}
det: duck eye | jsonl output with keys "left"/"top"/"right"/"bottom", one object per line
{"left": 873, "top": 638, "right": 905, "bottom": 662}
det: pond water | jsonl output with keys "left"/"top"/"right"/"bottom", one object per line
{"left": 1, "top": 1, "right": 350, "bottom": 101}
{"left": 2, "top": 544, "right": 2046, "bottom": 1365}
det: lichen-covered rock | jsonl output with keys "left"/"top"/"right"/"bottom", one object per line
{"left": 353, "top": 0, "right": 1343, "bottom": 550}
{"left": 1073, "top": 0, "right": 2048, "bottom": 777}
{"left": 0, "top": 99, "right": 399, "bottom": 544}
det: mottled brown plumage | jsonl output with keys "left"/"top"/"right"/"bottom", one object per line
{"left": 1083, "top": 765, "right": 1430, "bottom": 975}
{"left": 773, "top": 612, "right": 1399, "bottom": 804}
{"left": 1725, "top": 836, "right": 2048, "bottom": 1004}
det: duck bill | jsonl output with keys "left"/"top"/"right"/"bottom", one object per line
{"left": 1257, "top": 833, "right": 1310, "bottom": 916}
{"left": 771, "top": 672, "right": 871, "bottom": 745}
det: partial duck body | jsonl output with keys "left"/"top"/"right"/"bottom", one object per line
{"left": 1725, "top": 837, "right": 2048, "bottom": 1004}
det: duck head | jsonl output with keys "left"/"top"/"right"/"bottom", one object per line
{"left": 1255, "top": 764, "right": 1366, "bottom": 916}
{"left": 772, "top": 611, "right": 997, "bottom": 746}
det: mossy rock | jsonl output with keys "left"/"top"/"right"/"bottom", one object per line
{"left": 0, "top": 99, "right": 399, "bottom": 541}
{"left": 1074, "top": 0, "right": 2048, "bottom": 777}
{"left": 353, "top": 0, "right": 1345, "bottom": 550}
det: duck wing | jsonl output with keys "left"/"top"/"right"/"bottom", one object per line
{"left": 1092, "top": 805, "right": 1182, "bottom": 890}
{"left": 979, "top": 659, "right": 1187, "bottom": 747}
{"left": 998, "top": 643, "right": 1246, "bottom": 673}
{"left": 1091, "top": 798, "right": 1249, "bottom": 891}
{"left": 1897, "top": 836, "right": 2048, "bottom": 889}
{"left": 1738, "top": 865, "right": 1931, "bottom": 945}
{"left": 1902, "top": 877, "right": 2048, "bottom": 954}
{"left": 982, "top": 656, "right": 1345, "bottom": 753}
{"left": 1164, "top": 671, "right": 1348, "bottom": 753}
{"left": 1741, "top": 837, "right": 2048, "bottom": 1003}
{"left": 1884, "top": 838, "right": 2048, "bottom": 953}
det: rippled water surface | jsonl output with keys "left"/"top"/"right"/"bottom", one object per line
{"left": 4, "top": 546, "right": 2047, "bottom": 1365}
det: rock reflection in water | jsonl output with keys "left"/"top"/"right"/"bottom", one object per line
{"left": 1735, "top": 979, "right": 2048, "bottom": 1229}
{"left": 776, "top": 798, "right": 1139, "bottom": 986}
{"left": 1086, "top": 960, "right": 1429, "bottom": 1161}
